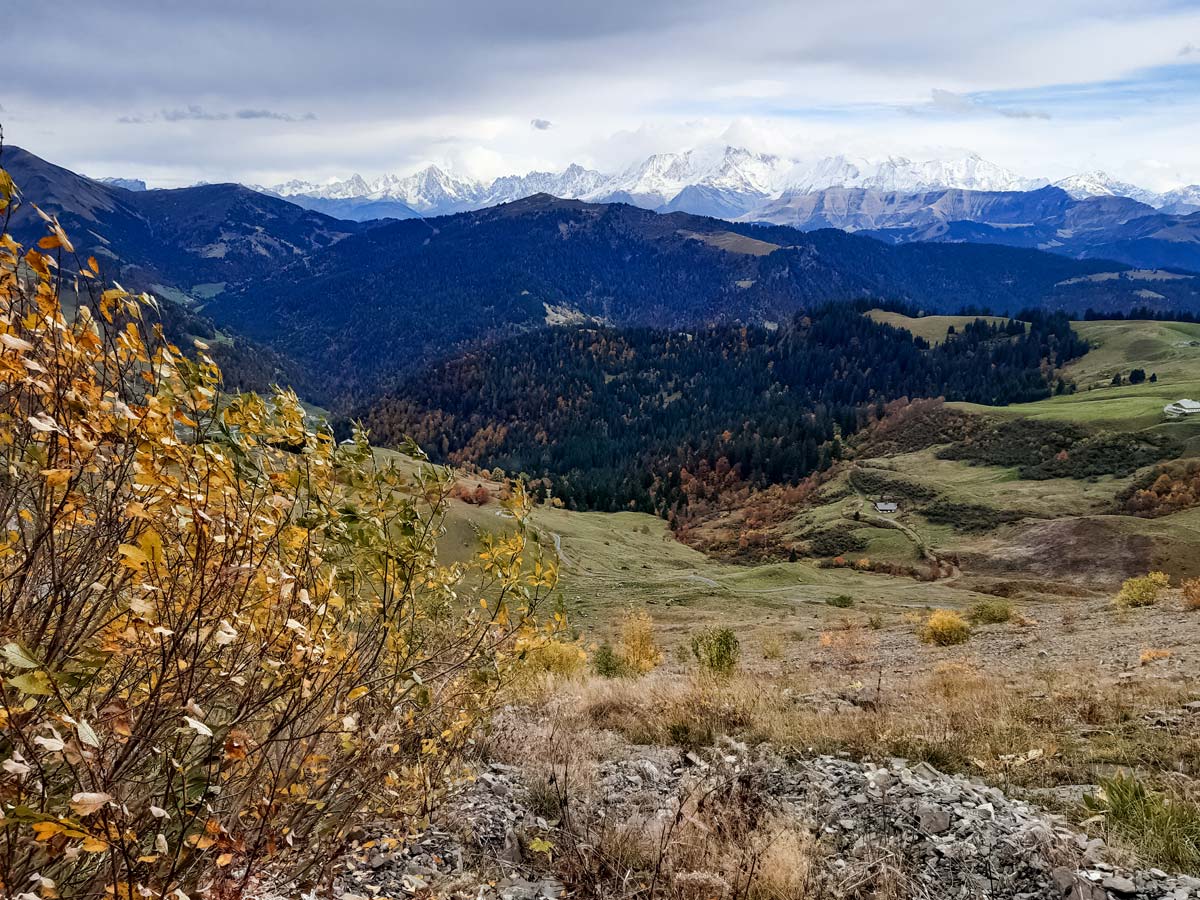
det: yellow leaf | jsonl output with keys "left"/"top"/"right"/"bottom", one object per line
{"left": 41, "top": 469, "right": 71, "bottom": 488}
{"left": 347, "top": 685, "right": 370, "bottom": 702}
{"left": 137, "top": 529, "right": 164, "bottom": 565}
{"left": 216, "top": 852, "right": 233, "bottom": 867}
{"left": 32, "top": 822, "right": 67, "bottom": 841}
{"left": 117, "top": 543, "right": 147, "bottom": 568}
{"left": 81, "top": 836, "right": 108, "bottom": 853}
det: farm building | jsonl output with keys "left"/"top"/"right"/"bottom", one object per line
{"left": 1164, "top": 399, "right": 1200, "bottom": 418}
{"left": 873, "top": 501, "right": 899, "bottom": 513}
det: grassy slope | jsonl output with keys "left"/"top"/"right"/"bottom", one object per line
{"left": 865, "top": 308, "right": 1017, "bottom": 345}
{"left": 954, "top": 320, "right": 1200, "bottom": 432}
{"left": 383, "top": 315, "right": 1200, "bottom": 636}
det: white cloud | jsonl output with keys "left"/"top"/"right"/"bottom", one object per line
{"left": 3, "top": 0, "right": 1199, "bottom": 189}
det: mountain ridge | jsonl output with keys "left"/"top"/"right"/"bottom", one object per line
{"left": 251, "top": 146, "right": 1199, "bottom": 222}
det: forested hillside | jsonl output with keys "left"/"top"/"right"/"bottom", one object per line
{"left": 210, "top": 196, "right": 1184, "bottom": 404}
{"left": 361, "top": 306, "right": 1085, "bottom": 514}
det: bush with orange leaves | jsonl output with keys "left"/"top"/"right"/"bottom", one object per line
{"left": 1182, "top": 578, "right": 1200, "bottom": 611}
{"left": 0, "top": 163, "right": 557, "bottom": 898}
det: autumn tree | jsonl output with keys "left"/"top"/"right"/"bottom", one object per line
{"left": 0, "top": 158, "right": 557, "bottom": 898}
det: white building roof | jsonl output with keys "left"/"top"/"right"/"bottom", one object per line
{"left": 1164, "top": 399, "right": 1200, "bottom": 415}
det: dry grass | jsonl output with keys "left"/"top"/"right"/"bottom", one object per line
{"left": 817, "top": 623, "right": 879, "bottom": 670}
{"left": 761, "top": 635, "right": 785, "bottom": 661}
{"left": 1139, "top": 647, "right": 1173, "bottom": 665}
{"left": 480, "top": 651, "right": 1200, "bottom": 896}
{"left": 504, "top": 665, "right": 1198, "bottom": 792}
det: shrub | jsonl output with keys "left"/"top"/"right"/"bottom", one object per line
{"left": 920, "top": 610, "right": 972, "bottom": 645}
{"left": 1115, "top": 572, "right": 1171, "bottom": 608}
{"left": 691, "top": 628, "right": 741, "bottom": 676}
{"left": 1183, "top": 578, "right": 1200, "bottom": 611}
{"left": 592, "top": 643, "right": 629, "bottom": 678}
{"left": 826, "top": 594, "right": 855, "bottom": 608}
{"left": 805, "top": 525, "right": 868, "bottom": 557}
{"left": 968, "top": 599, "right": 1013, "bottom": 625}
{"left": 920, "top": 499, "right": 1023, "bottom": 533}
{"left": 619, "top": 609, "right": 664, "bottom": 674}
{"left": 0, "top": 204, "right": 556, "bottom": 898}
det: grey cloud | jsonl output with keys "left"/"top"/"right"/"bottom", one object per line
{"left": 163, "top": 105, "right": 228, "bottom": 121}
{"left": 119, "top": 105, "right": 316, "bottom": 124}
{"left": 235, "top": 109, "right": 317, "bottom": 121}
{"left": 921, "top": 88, "right": 1050, "bottom": 120}
{"left": 1182, "top": 43, "right": 1199, "bottom": 57}
{"left": 530, "top": 118, "right": 553, "bottom": 130}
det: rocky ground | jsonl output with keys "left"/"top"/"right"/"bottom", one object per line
{"left": 329, "top": 736, "right": 1198, "bottom": 900}
{"left": 296, "top": 594, "right": 1200, "bottom": 900}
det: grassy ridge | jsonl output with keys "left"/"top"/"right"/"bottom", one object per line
{"left": 866, "top": 308, "right": 1018, "bottom": 344}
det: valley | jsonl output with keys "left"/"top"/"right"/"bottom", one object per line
{"left": 4, "top": 140, "right": 1200, "bottom": 900}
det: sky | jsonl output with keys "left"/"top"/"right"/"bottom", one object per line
{"left": 4, "top": 0, "right": 1200, "bottom": 191}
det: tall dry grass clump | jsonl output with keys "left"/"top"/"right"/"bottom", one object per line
{"left": 1181, "top": 577, "right": 1200, "bottom": 611}
{"left": 0, "top": 165, "right": 556, "bottom": 898}
{"left": 619, "top": 609, "right": 664, "bottom": 674}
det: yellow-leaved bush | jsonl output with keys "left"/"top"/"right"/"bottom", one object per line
{"left": 0, "top": 166, "right": 557, "bottom": 898}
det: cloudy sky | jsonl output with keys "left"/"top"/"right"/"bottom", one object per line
{"left": 5, "top": 0, "right": 1200, "bottom": 190}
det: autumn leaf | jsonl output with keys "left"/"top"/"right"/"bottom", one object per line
{"left": 182, "top": 716, "right": 213, "bottom": 738}
{"left": 69, "top": 792, "right": 114, "bottom": 816}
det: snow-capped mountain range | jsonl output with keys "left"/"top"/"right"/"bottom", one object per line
{"left": 251, "top": 148, "right": 1200, "bottom": 222}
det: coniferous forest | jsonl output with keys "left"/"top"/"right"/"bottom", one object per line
{"left": 360, "top": 306, "right": 1086, "bottom": 515}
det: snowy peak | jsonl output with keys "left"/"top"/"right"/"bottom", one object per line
{"left": 482, "top": 164, "right": 608, "bottom": 205}
{"left": 866, "top": 153, "right": 1047, "bottom": 193}
{"left": 592, "top": 146, "right": 789, "bottom": 208}
{"left": 254, "top": 148, "right": 1191, "bottom": 221}
{"left": 1157, "top": 184, "right": 1200, "bottom": 215}
{"left": 96, "top": 176, "right": 148, "bottom": 192}
{"left": 1053, "top": 171, "right": 1159, "bottom": 207}
{"left": 386, "top": 165, "right": 482, "bottom": 211}
{"left": 775, "top": 153, "right": 1045, "bottom": 195}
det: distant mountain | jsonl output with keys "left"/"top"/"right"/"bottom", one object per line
{"left": 258, "top": 165, "right": 484, "bottom": 220}
{"left": 1052, "top": 171, "right": 1161, "bottom": 207}
{"left": 96, "top": 176, "right": 147, "bottom": 191}
{"left": 254, "top": 148, "right": 1051, "bottom": 221}
{"left": 2, "top": 145, "right": 365, "bottom": 295}
{"left": 744, "top": 185, "right": 1200, "bottom": 273}
{"left": 1158, "top": 185, "right": 1200, "bottom": 216}
{"left": 203, "top": 194, "right": 1200, "bottom": 405}
{"left": 480, "top": 163, "right": 609, "bottom": 207}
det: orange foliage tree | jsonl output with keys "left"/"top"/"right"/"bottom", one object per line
{"left": 0, "top": 160, "right": 556, "bottom": 898}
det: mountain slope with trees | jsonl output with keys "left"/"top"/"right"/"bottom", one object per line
{"left": 360, "top": 305, "right": 1086, "bottom": 515}
{"left": 208, "top": 195, "right": 1191, "bottom": 404}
